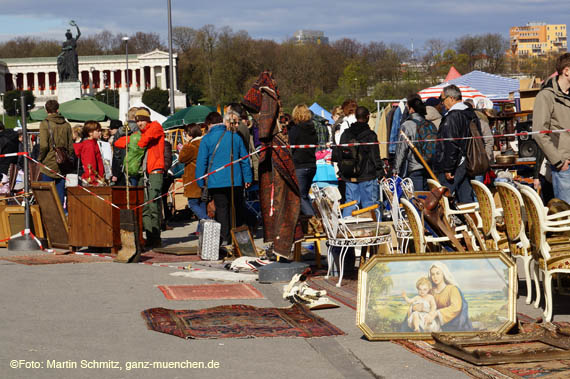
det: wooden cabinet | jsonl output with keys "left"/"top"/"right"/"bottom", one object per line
{"left": 67, "top": 186, "right": 144, "bottom": 254}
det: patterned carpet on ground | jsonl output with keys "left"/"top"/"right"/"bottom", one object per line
{"left": 394, "top": 321, "right": 570, "bottom": 379}
{"left": 140, "top": 250, "right": 202, "bottom": 263}
{"left": 0, "top": 254, "right": 110, "bottom": 265}
{"left": 307, "top": 275, "right": 358, "bottom": 310}
{"left": 157, "top": 283, "right": 264, "bottom": 300}
{"left": 141, "top": 304, "right": 345, "bottom": 339}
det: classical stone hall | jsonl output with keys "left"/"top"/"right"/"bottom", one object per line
{"left": 0, "top": 49, "right": 186, "bottom": 111}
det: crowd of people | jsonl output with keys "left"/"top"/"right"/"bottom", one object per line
{"left": 3, "top": 52, "right": 568, "bottom": 257}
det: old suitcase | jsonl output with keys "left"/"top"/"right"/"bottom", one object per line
{"left": 198, "top": 219, "right": 220, "bottom": 260}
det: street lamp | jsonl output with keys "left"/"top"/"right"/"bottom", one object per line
{"left": 167, "top": 0, "right": 175, "bottom": 115}
{"left": 123, "top": 36, "right": 130, "bottom": 111}
{"left": 13, "top": 98, "right": 18, "bottom": 120}
{"left": 103, "top": 72, "right": 108, "bottom": 104}
{"left": 90, "top": 66, "right": 96, "bottom": 96}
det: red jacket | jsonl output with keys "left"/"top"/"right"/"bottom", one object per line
{"left": 74, "top": 139, "right": 105, "bottom": 185}
{"left": 138, "top": 121, "right": 165, "bottom": 173}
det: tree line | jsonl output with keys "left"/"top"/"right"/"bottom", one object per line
{"left": 1, "top": 27, "right": 560, "bottom": 113}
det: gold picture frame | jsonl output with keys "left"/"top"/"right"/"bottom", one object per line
{"left": 357, "top": 251, "right": 517, "bottom": 341}
{"left": 230, "top": 225, "right": 260, "bottom": 257}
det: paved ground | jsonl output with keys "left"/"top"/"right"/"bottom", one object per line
{"left": 1, "top": 219, "right": 569, "bottom": 379}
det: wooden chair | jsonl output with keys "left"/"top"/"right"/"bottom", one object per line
{"left": 519, "top": 185, "right": 570, "bottom": 321}
{"left": 426, "top": 178, "right": 481, "bottom": 228}
{"left": 400, "top": 198, "right": 471, "bottom": 253}
{"left": 495, "top": 182, "right": 539, "bottom": 306}
{"left": 311, "top": 183, "right": 393, "bottom": 287}
{"left": 381, "top": 177, "right": 413, "bottom": 253}
{"left": 470, "top": 180, "right": 505, "bottom": 250}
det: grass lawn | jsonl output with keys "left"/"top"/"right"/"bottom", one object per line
{"left": 1, "top": 114, "right": 32, "bottom": 129}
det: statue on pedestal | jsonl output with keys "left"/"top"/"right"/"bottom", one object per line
{"left": 57, "top": 20, "right": 81, "bottom": 82}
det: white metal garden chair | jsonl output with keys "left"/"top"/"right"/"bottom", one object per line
{"left": 381, "top": 177, "right": 413, "bottom": 253}
{"left": 311, "top": 183, "right": 393, "bottom": 287}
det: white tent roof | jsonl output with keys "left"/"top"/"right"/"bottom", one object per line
{"left": 119, "top": 99, "right": 167, "bottom": 125}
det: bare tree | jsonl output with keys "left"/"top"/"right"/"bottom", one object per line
{"left": 480, "top": 33, "right": 508, "bottom": 73}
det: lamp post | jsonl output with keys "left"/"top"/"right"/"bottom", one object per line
{"left": 103, "top": 72, "right": 108, "bottom": 104}
{"left": 90, "top": 66, "right": 96, "bottom": 96}
{"left": 123, "top": 36, "right": 130, "bottom": 111}
{"left": 167, "top": 0, "right": 175, "bottom": 115}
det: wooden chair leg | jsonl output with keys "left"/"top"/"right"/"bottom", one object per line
{"left": 293, "top": 241, "right": 302, "bottom": 262}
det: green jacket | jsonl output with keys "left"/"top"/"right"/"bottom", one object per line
{"left": 532, "top": 76, "right": 570, "bottom": 169}
{"left": 39, "top": 113, "right": 74, "bottom": 178}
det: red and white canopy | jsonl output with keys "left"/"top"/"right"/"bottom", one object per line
{"left": 418, "top": 84, "right": 488, "bottom": 103}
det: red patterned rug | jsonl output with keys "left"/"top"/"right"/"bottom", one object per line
{"left": 140, "top": 251, "right": 202, "bottom": 264}
{"left": 141, "top": 304, "right": 345, "bottom": 339}
{"left": 0, "top": 254, "right": 110, "bottom": 265}
{"left": 394, "top": 321, "right": 570, "bottom": 379}
{"left": 307, "top": 275, "right": 358, "bottom": 310}
{"left": 157, "top": 283, "right": 264, "bottom": 300}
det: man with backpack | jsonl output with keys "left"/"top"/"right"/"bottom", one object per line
{"left": 433, "top": 85, "right": 482, "bottom": 203}
{"left": 334, "top": 106, "right": 384, "bottom": 218}
{"left": 393, "top": 94, "right": 435, "bottom": 191}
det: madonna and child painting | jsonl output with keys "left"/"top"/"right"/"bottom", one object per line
{"left": 357, "top": 253, "right": 516, "bottom": 340}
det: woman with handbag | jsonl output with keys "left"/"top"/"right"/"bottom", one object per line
{"left": 179, "top": 123, "right": 210, "bottom": 235}
{"left": 38, "top": 100, "right": 74, "bottom": 208}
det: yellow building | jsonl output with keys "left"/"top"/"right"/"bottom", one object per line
{"left": 510, "top": 23, "right": 567, "bottom": 56}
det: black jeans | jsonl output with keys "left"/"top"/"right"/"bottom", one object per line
{"left": 210, "top": 187, "right": 246, "bottom": 244}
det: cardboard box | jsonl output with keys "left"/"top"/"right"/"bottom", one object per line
{"left": 519, "top": 88, "right": 540, "bottom": 112}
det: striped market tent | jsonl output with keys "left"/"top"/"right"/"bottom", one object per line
{"left": 418, "top": 84, "right": 488, "bottom": 103}
{"left": 446, "top": 70, "right": 520, "bottom": 100}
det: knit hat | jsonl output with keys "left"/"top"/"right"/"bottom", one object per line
{"left": 425, "top": 97, "right": 441, "bottom": 107}
{"left": 135, "top": 109, "right": 151, "bottom": 122}
{"left": 109, "top": 119, "right": 122, "bottom": 130}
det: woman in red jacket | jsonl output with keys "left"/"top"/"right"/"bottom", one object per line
{"left": 74, "top": 121, "right": 105, "bottom": 186}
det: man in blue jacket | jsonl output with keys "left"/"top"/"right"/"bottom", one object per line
{"left": 195, "top": 112, "right": 253, "bottom": 245}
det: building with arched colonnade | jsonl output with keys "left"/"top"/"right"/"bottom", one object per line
{"left": 0, "top": 49, "right": 186, "bottom": 113}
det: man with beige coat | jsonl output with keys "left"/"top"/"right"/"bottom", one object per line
{"left": 533, "top": 53, "right": 570, "bottom": 204}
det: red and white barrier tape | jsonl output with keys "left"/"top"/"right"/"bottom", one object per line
{"left": 132, "top": 145, "right": 268, "bottom": 209}
{"left": 25, "top": 156, "right": 120, "bottom": 210}
{"left": 21, "top": 126, "right": 568, "bottom": 212}
{"left": 0, "top": 152, "right": 29, "bottom": 158}
{"left": 2, "top": 228, "right": 54, "bottom": 253}
{"left": 277, "top": 127, "right": 570, "bottom": 149}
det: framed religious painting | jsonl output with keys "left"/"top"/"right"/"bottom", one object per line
{"left": 356, "top": 251, "right": 516, "bottom": 341}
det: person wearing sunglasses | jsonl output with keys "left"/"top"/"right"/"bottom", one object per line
{"left": 432, "top": 85, "right": 478, "bottom": 203}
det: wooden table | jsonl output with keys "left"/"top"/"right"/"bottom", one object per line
{"left": 67, "top": 186, "right": 145, "bottom": 254}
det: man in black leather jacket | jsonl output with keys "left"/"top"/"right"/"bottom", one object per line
{"left": 433, "top": 85, "right": 479, "bottom": 203}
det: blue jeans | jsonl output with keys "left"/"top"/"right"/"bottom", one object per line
{"left": 40, "top": 173, "right": 65, "bottom": 210}
{"left": 188, "top": 198, "right": 209, "bottom": 233}
{"left": 296, "top": 167, "right": 316, "bottom": 216}
{"left": 552, "top": 166, "right": 570, "bottom": 204}
{"left": 408, "top": 169, "right": 427, "bottom": 192}
{"left": 437, "top": 162, "right": 473, "bottom": 204}
{"left": 343, "top": 179, "right": 381, "bottom": 220}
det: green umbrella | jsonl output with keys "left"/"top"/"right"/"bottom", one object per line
{"left": 30, "top": 96, "right": 119, "bottom": 122}
{"left": 163, "top": 105, "right": 216, "bottom": 129}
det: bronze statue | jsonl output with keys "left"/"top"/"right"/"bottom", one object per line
{"left": 57, "top": 20, "right": 81, "bottom": 82}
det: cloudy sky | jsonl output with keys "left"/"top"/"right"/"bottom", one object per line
{"left": 0, "top": 0, "right": 568, "bottom": 53}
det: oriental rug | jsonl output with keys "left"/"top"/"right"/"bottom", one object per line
{"left": 141, "top": 303, "right": 345, "bottom": 339}
{"left": 140, "top": 250, "right": 202, "bottom": 264}
{"left": 157, "top": 283, "right": 264, "bottom": 301}
{"left": 307, "top": 275, "right": 358, "bottom": 310}
{"left": 394, "top": 321, "right": 570, "bottom": 379}
{"left": 0, "top": 254, "right": 110, "bottom": 265}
